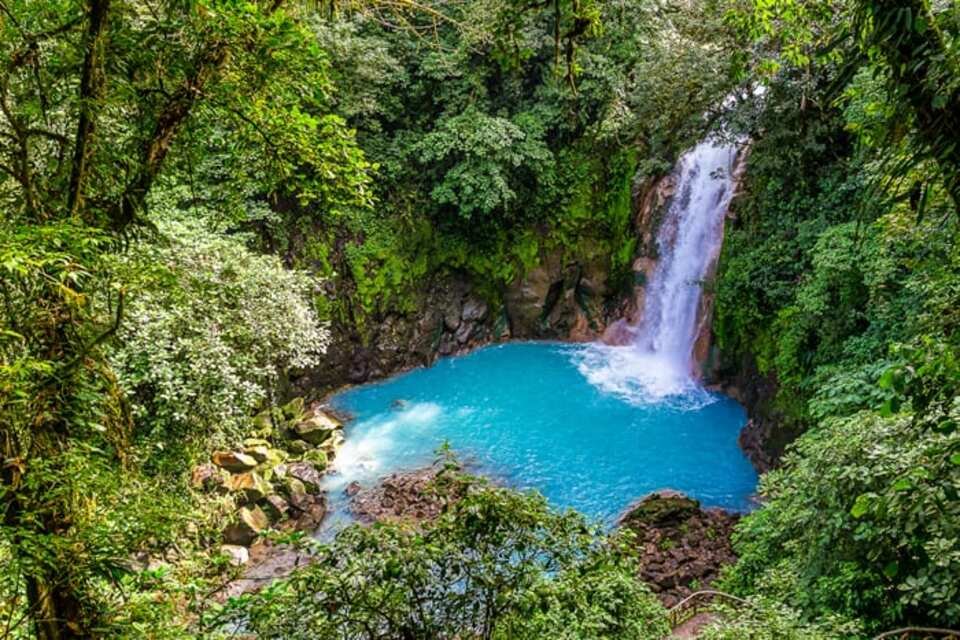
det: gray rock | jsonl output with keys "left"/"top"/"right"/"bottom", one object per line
{"left": 461, "top": 298, "right": 488, "bottom": 322}
{"left": 455, "top": 320, "right": 474, "bottom": 344}
{"left": 220, "top": 544, "right": 249, "bottom": 566}
{"left": 286, "top": 462, "right": 323, "bottom": 493}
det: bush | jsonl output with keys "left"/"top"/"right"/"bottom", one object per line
{"left": 210, "top": 473, "right": 668, "bottom": 639}
{"left": 698, "top": 598, "right": 861, "bottom": 640}
{"left": 724, "top": 409, "right": 960, "bottom": 630}
{"left": 110, "top": 213, "right": 329, "bottom": 454}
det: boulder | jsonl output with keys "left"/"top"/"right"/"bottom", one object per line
{"left": 244, "top": 445, "right": 271, "bottom": 463}
{"left": 320, "top": 430, "right": 346, "bottom": 460}
{"left": 225, "top": 472, "right": 271, "bottom": 503}
{"left": 281, "top": 397, "right": 305, "bottom": 422}
{"left": 286, "top": 439, "right": 311, "bottom": 455}
{"left": 302, "top": 449, "right": 329, "bottom": 469}
{"left": 251, "top": 411, "right": 274, "bottom": 437}
{"left": 223, "top": 506, "right": 270, "bottom": 546}
{"left": 618, "top": 490, "right": 739, "bottom": 606}
{"left": 293, "top": 415, "right": 338, "bottom": 445}
{"left": 281, "top": 477, "right": 308, "bottom": 507}
{"left": 220, "top": 544, "right": 249, "bottom": 566}
{"left": 441, "top": 298, "right": 463, "bottom": 331}
{"left": 618, "top": 490, "right": 701, "bottom": 528}
{"left": 461, "top": 298, "right": 488, "bottom": 322}
{"left": 454, "top": 320, "right": 474, "bottom": 344}
{"left": 212, "top": 451, "right": 258, "bottom": 473}
{"left": 286, "top": 461, "right": 323, "bottom": 493}
{"left": 260, "top": 494, "right": 290, "bottom": 522}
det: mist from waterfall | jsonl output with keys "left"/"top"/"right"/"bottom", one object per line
{"left": 576, "top": 138, "right": 739, "bottom": 406}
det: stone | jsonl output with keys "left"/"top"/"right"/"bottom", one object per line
{"left": 286, "top": 461, "right": 323, "bottom": 493}
{"left": 293, "top": 495, "right": 328, "bottom": 531}
{"left": 618, "top": 490, "right": 740, "bottom": 606}
{"left": 243, "top": 437, "right": 271, "bottom": 448}
{"left": 211, "top": 451, "right": 258, "bottom": 473}
{"left": 350, "top": 465, "right": 465, "bottom": 524}
{"left": 461, "top": 298, "right": 488, "bottom": 322}
{"left": 220, "top": 544, "right": 249, "bottom": 566}
{"left": 225, "top": 472, "right": 271, "bottom": 503}
{"left": 617, "top": 491, "right": 701, "bottom": 528}
{"left": 286, "top": 439, "right": 311, "bottom": 455}
{"left": 345, "top": 481, "right": 362, "bottom": 497}
{"left": 281, "top": 397, "right": 305, "bottom": 422}
{"left": 319, "top": 430, "right": 346, "bottom": 460}
{"left": 190, "top": 463, "right": 220, "bottom": 490}
{"left": 252, "top": 411, "right": 274, "bottom": 437}
{"left": 293, "top": 418, "right": 336, "bottom": 446}
{"left": 260, "top": 494, "right": 290, "bottom": 522}
{"left": 293, "top": 412, "right": 339, "bottom": 445}
{"left": 281, "top": 477, "right": 308, "bottom": 506}
{"left": 454, "top": 320, "right": 474, "bottom": 344}
{"left": 441, "top": 299, "right": 463, "bottom": 331}
{"left": 302, "top": 449, "right": 328, "bottom": 469}
{"left": 244, "top": 445, "right": 270, "bottom": 463}
{"left": 222, "top": 506, "right": 270, "bottom": 546}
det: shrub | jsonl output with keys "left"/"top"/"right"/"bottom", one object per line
{"left": 109, "top": 214, "right": 329, "bottom": 454}
{"left": 210, "top": 473, "right": 669, "bottom": 639}
{"left": 724, "top": 409, "right": 960, "bottom": 630}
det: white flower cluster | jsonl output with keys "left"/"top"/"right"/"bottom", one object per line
{"left": 109, "top": 216, "right": 329, "bottom": 445}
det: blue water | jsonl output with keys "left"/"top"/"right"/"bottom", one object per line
{"left": 326, "top": 342, "right": 757, "bottom": 527}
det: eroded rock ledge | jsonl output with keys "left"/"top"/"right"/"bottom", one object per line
{"left": 617, "top": 490, "right": 739, "bottom": 608}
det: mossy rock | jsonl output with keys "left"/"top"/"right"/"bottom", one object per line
{"left": 282, "top": 397, "right": 306, "bottom": 422}
{"left": 251, "top": 411, "right": 275, "bottom": 437}
{"left": 286, "top": 439, "right": 311, "bottom": 455}
{"left": 618, "top": 491, "right": 701, "bottom": 528}
{"left": 302, "top": 449, "right": 328, "bottom": 469}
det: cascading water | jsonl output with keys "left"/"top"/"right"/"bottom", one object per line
{"left": 576, "top": 138, "right": 740, "bottom": 404}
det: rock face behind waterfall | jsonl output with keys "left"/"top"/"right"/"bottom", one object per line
{"left": 300, "top": 250, "right": 622, "bottom": 391}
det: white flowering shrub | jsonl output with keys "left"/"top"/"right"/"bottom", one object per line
{"left": 110, "top": 215, "right": 329, "bottom": 449}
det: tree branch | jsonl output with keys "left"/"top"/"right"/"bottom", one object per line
{"left": 67, "top": 0, "right": 111, "bottom": 218}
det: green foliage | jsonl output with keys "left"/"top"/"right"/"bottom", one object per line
{"left": 724, "top": 409, "right": 960, "bottom": 630}
{"left": 109, "top": 204, "right": 329, "bottom": 460}
{"left": 699, "top": 598, "right": 861, "bottom": 640}
{"left": 210, "top": 473, "right": 668, "bottom": 639}
{"left": 285, "top": 0, "right": 742, "bottom": 328}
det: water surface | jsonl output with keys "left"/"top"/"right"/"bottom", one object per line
{"left": 325, "top": 342, "right": 757, "bottom": 527}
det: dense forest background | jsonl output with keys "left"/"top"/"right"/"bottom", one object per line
{"left": 1, "top": 0, "right": 958, "bottom": 638}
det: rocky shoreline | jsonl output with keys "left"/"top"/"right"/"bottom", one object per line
{"left": 190, "top": 398, "right": 345, "bottom": 568}
{"left": 618, "top": 491, "right": 739, "bottom": 607}
{"left": 341, "top": 467, "right": 742, "bottom": 608}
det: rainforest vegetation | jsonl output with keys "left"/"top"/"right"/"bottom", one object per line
{"left": 1, "top": 0, "right": 958, "bottom": 638}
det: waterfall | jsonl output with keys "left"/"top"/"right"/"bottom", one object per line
{"left": 634, "top": 140, "right": 738, "bottom": 359}
{"left": 576, "top": 138, "right": 740, "bottom": 405}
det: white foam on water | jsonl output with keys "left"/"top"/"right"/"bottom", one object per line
{"left": 574, "top": 343, "right": 716, "bottom": 410}
{"left": 324, "top": 401, "right": 442, "bottom": 492}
